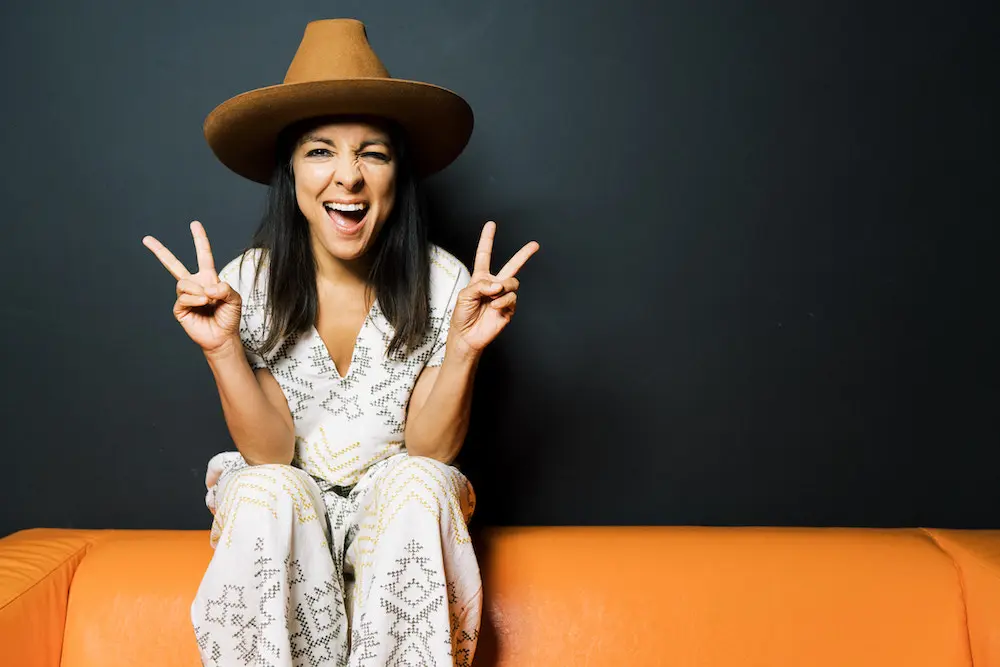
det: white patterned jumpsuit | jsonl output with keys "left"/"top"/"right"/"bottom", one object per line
{"left": 191, "top": 246, "right": 481, "bottom": 667}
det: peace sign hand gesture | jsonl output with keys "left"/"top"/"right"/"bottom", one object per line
{"left": 450, "top": 221, "right": 539, "bottom": 357}
{"left": 142, "top": 221, "right": 242, "bottom": 354}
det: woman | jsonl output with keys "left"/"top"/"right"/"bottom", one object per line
{"left": 142, "top": 19, "right": 537, "bottom": 667}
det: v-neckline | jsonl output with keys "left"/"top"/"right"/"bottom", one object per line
{"left": 312, "top": 297, "right": 378, "bottom": 381}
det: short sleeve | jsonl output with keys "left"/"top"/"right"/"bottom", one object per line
{"left": 426, "top": 259, "right": 471, "bottom": 368}
{"left": 218, "top": 250, "right": 269, "bottom": 370}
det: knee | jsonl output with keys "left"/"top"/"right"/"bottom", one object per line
{"left": 378, "top": 455, "right": 473, "bottom": 519}
{"left": 219, "top": 464, "right": 323, "bottom": 524}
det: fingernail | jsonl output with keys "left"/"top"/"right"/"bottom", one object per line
{"left": 491, "top": 283, "right": 502, "bottom": 291}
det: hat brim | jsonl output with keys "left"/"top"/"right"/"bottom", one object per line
{"left": 204, "top": 78, "right": 474, "bottom": 184}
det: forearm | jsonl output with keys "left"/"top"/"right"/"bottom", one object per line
{"left": 205, "top": 337, "right": 295, "bottom": 465}
{"left": 405, "top": 342, "right": 479, "bottom": 463}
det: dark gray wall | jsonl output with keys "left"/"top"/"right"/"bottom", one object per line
{"left": 1, "top": 0, "right": 997, "bottom": 536}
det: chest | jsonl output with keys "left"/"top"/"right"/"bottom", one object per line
{"left": 315, "top": 299, "right": 370, "bottom": 378}
{"left": 316, "top": 312, "right": 367, "bottom": 376}
{"left": 264, "top": 295, "right": 432, "bottom": 434}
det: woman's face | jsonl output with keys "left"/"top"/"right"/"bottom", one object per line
{"left": 291, "top": 120, "right": 397, "bottom": 265}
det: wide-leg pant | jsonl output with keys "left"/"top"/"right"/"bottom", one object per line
{"left": 191, "top": 453, "right": 481, "bottom": 667}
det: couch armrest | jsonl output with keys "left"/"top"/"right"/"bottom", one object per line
{"left": 925, "top": 529, "right": 1000, "bottom": 667}
{"left": 0, "top": 529, "right": 100, "bottom": 667}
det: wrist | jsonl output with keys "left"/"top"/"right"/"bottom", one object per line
{"left": 445, "top": 336, "right": 481, "bottom": 369}
{"left": 203, "top": 335, "right": 244, "bottom": 364}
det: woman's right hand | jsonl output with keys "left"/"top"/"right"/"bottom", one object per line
{"left": 142, "top": 221, "right": 242, "bottom": 355}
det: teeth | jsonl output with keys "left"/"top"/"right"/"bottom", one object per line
{"left": 324, "top": 202, "right": 368, "bottom": 212}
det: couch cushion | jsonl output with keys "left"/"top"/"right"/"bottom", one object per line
{"left": 475, "top": 526, "right": 973, "bottom": 667}
{"left": 54, "top": 527, "right": 978, "bottom": 667}
{"left": 60, "top": 531, "right": 211, "bottom": 667}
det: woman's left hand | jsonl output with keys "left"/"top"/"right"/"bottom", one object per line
{"left": 449, "top": 221, "right": 539, "bottom": 358}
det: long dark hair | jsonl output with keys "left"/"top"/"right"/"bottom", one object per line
{"left": 246, "top": 117, "right": 431, "bottom": 359}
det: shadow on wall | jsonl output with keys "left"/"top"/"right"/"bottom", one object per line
{"left": 422, "top": 184, "right": 523, "bottom": 664}
{"left": 423, "top": 182, "right": 550, "bottom": 528}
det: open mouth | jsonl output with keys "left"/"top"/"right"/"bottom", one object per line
{"left": 323, "top": 201, "right": 369, "bottom": 234}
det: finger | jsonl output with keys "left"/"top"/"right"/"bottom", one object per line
{"left": 190, "top": 221, "right": 217, "bottom": 278}
{"left": 177, "top": 293, "right": 210, "bottom": 308}
{"left": 465, "top": 278, "right": 504, "bottom": 298}
{"left": 496, "top": 276, "right": 520, "bottom": 294}
{"left": 473, "top": 221, "right": 496, "bottom": 276}
{"left": 143, "top": 236, "right": 191, "bottom": 280}
{"left": 497, "top": 241, "right": 540, "bottom": 280}
{"left": 490, "top": 292, "right": 517, "bottom": 311}
{"left": 176, "top": 278, "right": 207, "bottom": 298}
{"left": 206, "top": 281, "right": 241, "bottom": 305}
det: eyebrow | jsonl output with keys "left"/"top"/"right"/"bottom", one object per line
{"left": 300, "top": 134, "right": 391, "bottom": 151}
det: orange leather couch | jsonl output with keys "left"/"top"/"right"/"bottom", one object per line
{"left": 1, "top": 527, "right": 999, "bottom": 666}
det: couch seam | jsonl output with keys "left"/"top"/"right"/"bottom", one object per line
{"left": 0, "top": 538, "right": 97, "bottom": 611}
{"left": 924, "top": 530, "right": 1000, "bottom": 585}
{"left": 920, "top": 527, "right": 977, "bottom": 667}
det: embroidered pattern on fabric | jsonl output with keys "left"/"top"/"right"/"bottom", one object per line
{"left": 196, "top": 248, "right": 480, "bottom": 667}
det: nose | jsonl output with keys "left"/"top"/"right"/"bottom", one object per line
{"left": 333, "top": 155, "right": 363, "bottom": 192}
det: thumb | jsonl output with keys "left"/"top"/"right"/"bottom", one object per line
{"left": 207, "top": 281, "right": 241, "bottom": 305}
{"left": 461, "top": 278, "right": 503, "bottom": 302}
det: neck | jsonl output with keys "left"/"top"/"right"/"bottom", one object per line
{"left": 311, "top": 236, "right": 372, "bottom": 291}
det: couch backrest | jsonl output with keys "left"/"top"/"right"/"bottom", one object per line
{"left": 51, "top": 527, "right": 980, "bottom": 666}
{"left": 475, "top": 527, "right": 973, "bottom": 666}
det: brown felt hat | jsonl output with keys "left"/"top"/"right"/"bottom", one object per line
{"left": 203, "top": 19, "right": 474, "bottom": 184}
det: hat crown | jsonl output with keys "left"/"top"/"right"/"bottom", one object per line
{"left": 283, "top": 19, "right": 390, "bottom": 84}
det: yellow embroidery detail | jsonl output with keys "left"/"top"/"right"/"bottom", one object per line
{"left": 351, "top": 458, "right": 472, "bottom": 582}
{"left": 211, "top": 466, "right": 323, "bottom": 549}
{"left": 430, "top": 256, "right": 458, "bottom": 282}
{"left": 297, "top": 431, "right": 403, "bottom": 486}
{"left": 297, "top": 428, "right": 361, "bottom": 484}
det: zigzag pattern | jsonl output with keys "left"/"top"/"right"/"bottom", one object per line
{"left": 212, "top": 465, "right": 324, "bottom": 549}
